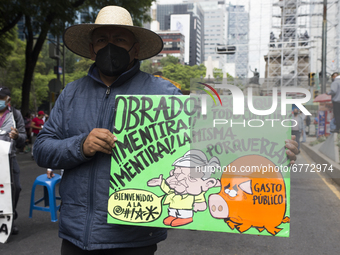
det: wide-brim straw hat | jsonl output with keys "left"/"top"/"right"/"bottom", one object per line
{"left": 63, "top": 6, "right": 163, "bottom": 60}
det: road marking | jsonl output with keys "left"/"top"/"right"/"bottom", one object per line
{"left": 300, "top": 149, "right": 340, "bottom": 200}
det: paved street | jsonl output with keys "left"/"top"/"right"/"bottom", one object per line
{"left": 1, "top": 149, "right": 340, "bottom": 255}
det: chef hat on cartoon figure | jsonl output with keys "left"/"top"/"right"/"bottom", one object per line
{"left": 172, "top": 150, "right": 220, "bottom": 180}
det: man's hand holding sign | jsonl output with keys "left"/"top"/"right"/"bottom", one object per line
{"left": 83, "top": 128, "right": 117, "bottom": 157}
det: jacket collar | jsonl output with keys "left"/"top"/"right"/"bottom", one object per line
{"left": 88, "top": 60, "right": 140, "bottom": 87}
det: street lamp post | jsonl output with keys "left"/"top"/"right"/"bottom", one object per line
{"left": 56, "top": 35, "right": 60, "bottom": 83}
{"left": 48, "top": 36, "right": 66, "bottom": 113}
{"left": 321, "top": 0, "right": 327, "bottom": 94}
{"left": 48, "top": 37, "right": 65, "bottom": 89}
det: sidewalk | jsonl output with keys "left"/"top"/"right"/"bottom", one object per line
{"left": 0, "top": 153, "right": 61, "bottom": 254}
{"left": 301, "top": 135, "right": 340, "bottom": 186}
{"left": 1, "top": 142, "right": 340, "bottom": 254}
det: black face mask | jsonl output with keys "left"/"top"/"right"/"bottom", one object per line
{"left": 94, "top": 43, "right": 135, "bottom": 77}
{"left": 294, "top": 112, "right": 298, "bottom": 116}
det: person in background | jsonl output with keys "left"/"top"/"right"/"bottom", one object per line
{"left": 292, "top": 108, "right": 303, "bottom": 151}
{"left": 328, "top": 72, "right": 340, "bottom": 132}
{"left": 300, "top": 111, "right": 306, "bottom": 143}
{"left": 305, "top": 114, "right": 311, "bottom": 135}
{"left": 31, "top": 111, "right": 44, "bottom": 135}
{"left": 23, "top": 113, "right": 32, "bottom": 153}
{"left": 0, "top": 86, "right": 26, "bottom": 235}
{"left": 331, "top": 72, "right": 338, "bottom": 82}
{"left": 31, "top": 111, "right": 44, "bottom": 159}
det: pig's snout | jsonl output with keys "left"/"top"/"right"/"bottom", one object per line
{"left": 209, "top": 194, "right": 229, "bottom": 219}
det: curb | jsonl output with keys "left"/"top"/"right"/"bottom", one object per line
{"left": 301, "top": 142, "right": 340, "bottom": 187}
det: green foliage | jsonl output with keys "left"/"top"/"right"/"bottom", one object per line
{"left": 0, "top": 26, "right": 17, "bottom": 68}
{"left": 38, "top": 42, "right": 85, "bottom": 75}
{"left": 0, "top": 33, "right": 94, "bottom": 110}
{"left": 0, "top": 38, "right": 51, "bottom": 109}
{"left": 162, "top": 64, "right": 206, "bottom": 90}
{"left": 160, "top": 55, "right": 179, "bottom": 67}
{"left": 65, "top": 57, "right": 94, "bottom": 85}
{"left": 0, "top": 39, "right": 63, "bottom": 109}
{"left": 0, "top": 37, "right": 26, "bottom": 93}
{"left": 309, "top": 136, "right": 327, "bottom": 146}
{"left": 30, "top": 72, "right": 53, "bottom": 109}
{"left": 36, "top": 43, "right": 55, "bottom": 75}
{"left": 213, "top": 67, "right": 223, "bottom": 83}
{"left": 140, "top": 59, "right": 159, "bottom": 74}
{"left": 64, "top": 47, "right": 80, "bottom": 73}
{"left": 213, "top": 68, "right": 223, "bottom": 78}
{"left": 141, "top": 56, "right": 181, "bottom": 74}
{"left": 75, "top": 57, "right": 95, "bottom": 73}
{"left": 225, "top": 72, "right": 236, "bottom": 86}
{"left": 226, "top": 72, "right": 234, "bottom": 80}
{"left": 9, "top": 87, "right": 23, "bottom": 109}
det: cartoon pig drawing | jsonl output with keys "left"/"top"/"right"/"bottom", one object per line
{"left": 208, "top": 155, "right": 290, "bottom": 236}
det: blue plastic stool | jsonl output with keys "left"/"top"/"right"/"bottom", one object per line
{"left": 29, "top": 174, "right": 61, "bottom": 222}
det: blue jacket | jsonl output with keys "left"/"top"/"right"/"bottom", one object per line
{"left": 34, "top": 61, "right": 182, "bottom": 250}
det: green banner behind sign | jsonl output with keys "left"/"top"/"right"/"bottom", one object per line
{"left": 108, "top": 95, "right": 291, "bottom": 237}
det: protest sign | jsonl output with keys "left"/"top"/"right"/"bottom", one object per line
{"left": 108, "top": 95, "right": 291, "bottom": 237}
{"left": 0, "top": 140, "right": 13, "bottom": 243}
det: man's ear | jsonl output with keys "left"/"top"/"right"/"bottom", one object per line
{"left": 89, "top": 43, "right": 96, "bottom": 61}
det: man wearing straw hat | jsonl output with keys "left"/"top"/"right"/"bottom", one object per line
{"left": 34, "top": 6, "right": 181, "bottom": 254}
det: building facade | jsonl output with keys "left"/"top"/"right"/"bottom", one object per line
{"left": 196, "top": 1, "right": 227, "bottom": 73}
{"left": 225, "top": 4, "right": 249, "bottom": 78}
{"left": 156, "top": 3, "right": 204, "bottom": 66}
{"left": 157, "top": 31, "right": 185, "bottom": 64}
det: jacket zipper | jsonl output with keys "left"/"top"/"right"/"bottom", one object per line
{"left": 83, "top": 86, "right": 111, "bottom": 249}
{"left": 106, "top": 87, "right": 111, "bottom": 98}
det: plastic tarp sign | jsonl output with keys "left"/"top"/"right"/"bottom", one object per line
{"left": 108, "top": 95, "right": 291, "bottom": 237}
{"left": 0, "top": 140, "right": 12, "bottom": 243}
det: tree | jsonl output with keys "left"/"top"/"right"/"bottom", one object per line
{"left": 141, "top": 56, "right": 181, "bottom": 74}
{"left": 65, "top": 57, "right": 94, "bottom": 85}
{"left": 160, "top": 55, "right": 179, "bottom": 67}
{"left": 35, "top": 42, "right": 55, "bottom": 75}
{"left": 213, "top": 68, "right": 223, "bottom": 78}
{"left": 213, "top": 67, "right": 223, "bottom": 83}
{"left": 0, "top": 26, "right": 17, "bottom": 68}
{"left": 0, "top": 36, "right": 50, "bottom": 110}
{"left": 140, "top": 59, "right": 159, "bottom": 74}
{"left": 64, "top": 47, "right": 80, "bottom": 74}
{"left": 0, "top": 34, "right": 26, "bottom": 100}
{"left": 0, "top": 0, "right": 154, "bottom": 115}
{"left": 38, "top": 42, "right": 81, "bottom": 75}
{"left": 162, "top": 64, "right": 206, "bottom": 90}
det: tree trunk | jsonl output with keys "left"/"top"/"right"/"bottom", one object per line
{"left": 21, "top": 57, "right": 35, "bottom": 116}
{"left": 20, "top": 14, "right": 54, "bottom": 116}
